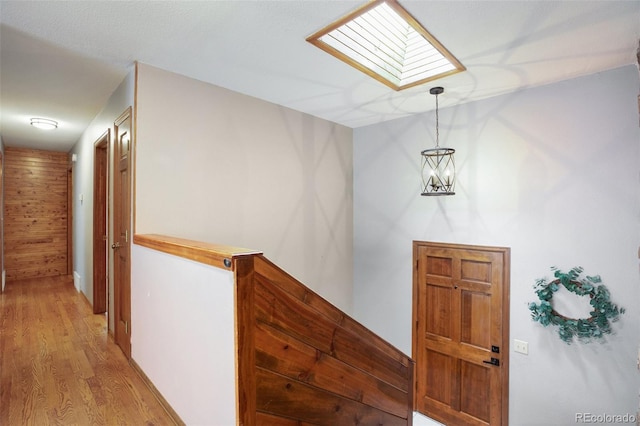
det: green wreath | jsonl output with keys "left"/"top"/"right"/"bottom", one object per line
{"left": 529, "top": 267, "right": 624, "bottom": 344}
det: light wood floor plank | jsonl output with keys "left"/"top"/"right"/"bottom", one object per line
{"left": 0, "top": 275, "right": 177, "bottom": 425}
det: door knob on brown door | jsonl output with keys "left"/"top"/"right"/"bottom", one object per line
{"left": 483, "top": 357, "right": 500, "bottom": 366}
{"left": 111, "top": 242, "right": 121, "bottom": 250}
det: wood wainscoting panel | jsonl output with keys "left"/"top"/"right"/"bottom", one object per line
{"left": 4, "top": 148, "right": 70, "bottom": 281}
{"left": 249, "top": 255, "right": 414, "bottom": 425}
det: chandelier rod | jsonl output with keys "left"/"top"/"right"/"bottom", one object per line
{"left": 430, "top": 87, "right": 443, "bottom": 148}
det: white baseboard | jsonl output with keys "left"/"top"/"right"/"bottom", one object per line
{"left": 413, "top": 412, "right": 444, "bottom": 426}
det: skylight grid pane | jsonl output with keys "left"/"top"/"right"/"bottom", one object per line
{"left": 405, "top": 40, "right": 428, "bottom": 55}
{"left": 340, "top": 22, "right": 405, "bottom": 69}
{"left": 349, "top": 18, "right": 406, "bottom": 63}
{"left": 403, "top": 60, "right": 453, "bottom": 79}
{"left": 404, "top": 48, "right": 440, "bottom": 67}
{"left": 332, "top": 27, "right": 405, "bottom": 78}
{"left": 404, "top": 49, "right": 444, "bottom": 68}
{"left": 370, "top": 6, "right": 409, "bottom": 42}
{"left": 353, "top": 15, "right": 404, "bottom": 47}
{"left": 408, "top": 55, "right": 452, "bottom": 72}
{"left": 363, "top": 10, "right": 407, "bottom": 52}
{"left": 307, "top": 0, "right": 465, "bottom": 90}
{"left": 404, "top": 35, "right": 438, "bottom": 55}
{"left": 377, "top": 3, "right": 412, "bottom": 34}
{"left": 406, "top": 29, "right": 425, "bottom": 44}
{"left": 404, "top": 49, "right": 442, "bottom": 68}
{"left": 405, "top": 35, "right": 437, "bottom": 54}
{"left": 405, "top": 40, "right": 438, "bottom": 56}
{"left": 323, "top": 36, "right": 402, "bottom": 85}
{"left": 320, "top": 33, "right": 403, "bottom": 82}
{"left": 406, "top": 46, "right": 439, "bottom": 61}
{"left": 322, "top": 32, "right": 401, "bottom": 77}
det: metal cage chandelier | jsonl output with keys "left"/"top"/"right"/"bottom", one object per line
{"left": 421, "top": 87, "right": 455, "bottom": 196}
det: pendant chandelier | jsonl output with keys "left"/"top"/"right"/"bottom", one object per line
{"left": 421, "top": 87, "right": 455, "bottom": 196}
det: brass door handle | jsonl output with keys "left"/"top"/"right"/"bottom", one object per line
{"left": 111, "top": 242, "right": 121, "bottom": 250}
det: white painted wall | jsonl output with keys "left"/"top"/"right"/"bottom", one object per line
{"left": 353, "top": 65, "right": 640, "bottom": 425}
{"left": 70, "top": 69, "right": 135, "bottom": 332}
{"left": 131, "top": 245, "right": 236, "bottom": 425}
{"left": 134, "top": 63, "right": 353, "bottom": 313}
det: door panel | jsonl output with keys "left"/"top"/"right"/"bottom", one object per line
{"left": 425, "top": 285, "right": 452, "bottom": 338}
{"left": 113, "top": 108, "right": 132, "bottom": 359}
{"left": 461, "top": 290, "right": 491, "bottom": 347}
{"left": 413, "top": 242, "right": 510, "bottom": 426}
{"left": 461, "top": 360, "right": 490, "bottom": 422}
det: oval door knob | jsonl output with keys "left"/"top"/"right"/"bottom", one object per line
{"left": 111, "top": 242, "right": 121, "bottom": 249}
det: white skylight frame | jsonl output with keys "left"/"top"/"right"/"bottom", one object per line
{"left": 307, "top": 0, "right": 465, "bottom": 91}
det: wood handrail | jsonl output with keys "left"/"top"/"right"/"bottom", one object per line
{"left": 133, "top": 234, "right": 262, "bottom": 271}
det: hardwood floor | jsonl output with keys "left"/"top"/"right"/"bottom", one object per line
{"left": 0, "top": 275, "right": 176, "bottom": 425}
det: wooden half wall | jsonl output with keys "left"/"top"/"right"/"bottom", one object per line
{"left": 237, "top": 256, "right": 414, "bottom": 425}
{"left": 4, "top": 148, "right": 70, "bottom": 281}
{"left": 134, "top": 234, "right": 414, "bottom": 425}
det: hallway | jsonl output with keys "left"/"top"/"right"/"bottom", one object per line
{"left": 0, "top": 275, "right": 176, "bottom": 425}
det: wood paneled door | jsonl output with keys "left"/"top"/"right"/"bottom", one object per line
{"left": 0, "top": 151, "right": 3, "bottom": 291}
{"left": 113, "top": 108, "right": 132, "bottom": 359}
{"left": 413, "top": 241, "right": 510, "bottom": 426}
{"left": 93, "top": 130, "right": 109, "bottom": 314}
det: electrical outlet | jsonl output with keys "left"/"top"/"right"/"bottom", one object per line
{"left": 514, "top": 339, "right": 529, "bottom": 355}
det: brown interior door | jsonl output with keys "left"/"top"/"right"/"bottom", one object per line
{"left": 113, "top": 108, "right": 132, "bottom": 359}
{"left": 93, "top": 132, "right": 109, "bottom": 314}
{"left": 413, "top": 241, "right": 510, "bottom": 426}
{"left": 0, "top": 151, "right": 3, "bottom": 290}
{"left": 67, "top": 165, "right": 73, "bottom": 276}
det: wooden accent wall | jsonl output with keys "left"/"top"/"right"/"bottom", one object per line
{"left": 238, "top": 255, "right": 414, "bottom": 425}
{"left": 4, "top": 148, "right": 70, "bottom": 281}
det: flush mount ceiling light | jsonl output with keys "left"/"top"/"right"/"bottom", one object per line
{"left": 307, "top": 0, "right": 465, "bottom": 91}
{"left": 421, "top": 87, "right": 455, "bottom": 196}
{"left": 30, "top": 118, "right": 58, "bottom": 130}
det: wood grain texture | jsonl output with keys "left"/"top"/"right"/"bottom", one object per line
{"left": 134, "top": 234, "right": 262, "bottom": 272}
{"left": 128, "top": 234, "right": 414, "bottom": 425}
{"left": 93, "top": 134, "right": 108, "bottom": 314}
{"left": 247, "top": 254, "right": 414, "bottom": 425}
{"left": 413, "top": 241, "right": 510, "bottom": 426}
{"left": 256, "top": 368, "right": 407, "bottom": 425}
{"left": 0, "top": 275, "right": 178, "bottom": 425}
{"left": 235, "top": 256, "right": 257, "bottom": 426}
{"left": 4, "top": 148, "right": 69, "bottom": 281}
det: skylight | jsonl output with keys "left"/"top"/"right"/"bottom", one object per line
{"left": 307, "top": 0, "right": 465, "bottom": 91}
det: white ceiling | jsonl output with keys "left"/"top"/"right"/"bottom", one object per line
{"left": 1, "top": 0, "right": 639, "bottom": 152}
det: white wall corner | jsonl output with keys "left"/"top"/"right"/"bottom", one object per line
{"left": 1, "top": 270, "right": 4, "bottom": 292}
{"left": 73, "top": 271, "right": 81, "bottom": 292}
